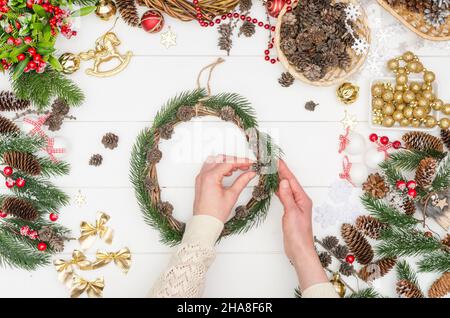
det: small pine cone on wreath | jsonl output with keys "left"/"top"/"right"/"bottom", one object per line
{"left": 355, "top": 215, "right": 387, "bottom": 240}
{"left": 102, "top": 132, "right": 119, "bottom": 150}
{"left": 147, "top": 148, "right": 162, "bottom": 164}
{"left": 235, "top": 205, "right": 249, "bottom": 219}
{"left": 0, "top": 115, "right": 20, "bottom": 135}
{"left": 415, "top": 157, "right": 437, "bottom": 189}
{"left": 318, "top": 251, "right": 332, "bottom": 268}
{"left": 0, "top": 91, "right": 30, "bottom": 111}
{"left": 3, "top": 151, "right": 41, "bottom": 175}
{"left": 144, "top": 175, "right": 158, "bottom": 192}
{"left": 402, "top": 131, "right": 444, "bottom": 153}
{"left": 38, "top": 226, "right": 54, "bottom": 241}
{"left": 219, "top": 106, "right": 236, "bottom": 122}
{"left": 157, "top": 201, "right": 174, "bottom": 216}
{"left": 396, "top": 280, "right": 424, "bottom": 298}
{"left": 428, "top": 272, "right": 450, "bottom": 298}
{"left": 158, "top": 124, "right": 174, "bottom": 140}
{"left": 362, "top": 173, "right": 389, "bottom": 199}
{"left": 358, "top": 257, "right": 397, "bottom": 282}
{"left": 333, "top": 244, "right": 349, "bottom": 260}
{"left": 116, "top": 0, "right": 140, "bottom": 27}
{"left": 1, "top": 197, "right": 38, "bottom": 221}
{"left": 322, "top": 236, "right": 339, "bottom": 250}
{"left": 341, "top": 223, "right": 374, "bottom": 265}
{"left": 278, "top": 72, "right": 295, "bottom": 87}
{"left": 89, "top": 154, "right": 103, "bottom": 167}
{"left": 252, "top": 185, "right": 269, "bottom": 201}
{"left": 177, "top": 106, "right": 196, "bottom": 122}
{"left": 339, "top": 262, "right": 355, "bottom": 277}
{"left": 441, "top": 129, "right": 450, "bottom": 150}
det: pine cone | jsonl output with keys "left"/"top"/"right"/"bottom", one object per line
{"left": 44, "top": 114, "right": 63, "bottom": 132}
{"left": 49, "top": 235, "right": 65, "bottom": 253}
{"left": 144, "top": 175, "right": 158, "bottom": 192}
{"left": 396, "top": 280, "right": 424, "bottom": 298}
{"left": 402, "top": 131, "right": 444, "bottom": 152}
{"left": 322, "top": 236, "right": 339, "bottom": 250}
{"left": 239, "top": 0, "right": 252, "bottom": 11}
{"left": 339, "top": 262, "right": 355, "bottom": 276}
{"left": 278, "top": 72, "right": 295, "bottom": 87}
{"left": 442, "top": 234, "right": 450, "bottom": 248}
{"left": 305, "top": 101, "right": 318, "bottom": 111}
{"left": 282, "top": 12, "right": 297, "bottom": 25}
{"left": 239, "top": 21, "right": 255, "bottom": 37}
{"left": 89, "top": 154, "right": 103, "bottom": 166}
{"left": 341, "top": 223, "right": 374, "bottom": 265}
{"left": 116, "top": 0, "right": 140, "bottom": 27}
{"left": 281, "top": 38, "right": 297, "bottom": 55}
{"left": 102, "top": 132, "right": 119, "bottom": 150}
{"left": 38, "top": 226, "right": 54, "bottom": 241}
{"left": 355, "top": 215, "right": 387, "bottom": 240}
{"left": 362, "top": 173, "right": 389, "bottom": 199}
{"left": 3, "top": 151, "right": 41, "bottom": 175}
{"left": 157, "top": 201, "right": 174, "bottom": 216}
{"left": 0, "top": 91, "right": 30, "bottom": 111}
{"left": 176, "top": 106, "right": 195, "bottom": 122}
{"left": 402, "top": 198, "right": 416, "bottom": 216}
{"left": 218, "top": 23, "right": 233, "bottom": 54}
{"left": 318, "top": 251, "right": 332, "bottom": 268}
{"left": 333, "top": 244, "right": 349, "bottom": 259}
{"left": 428, "top": 272, "right": 450, "bottom": 298}
{"left": 235, "top": 205, "right": 249, "bottom": 219}
{"left": 441, "top": 129, "right": 450, "bottom": 150}
{"left": 358, "top": 257, "right": 396, "bottom": 282}
{"left": 219, "top": 106, "right": 236, "bottom": 122}
{"left": 147, "top": 148, "right": 162, "bottom": 164}
{"left": 158, "top": 124, "right": 174, "bottom": 140}
{"left": 0, "top": 115, "right": 20, "bottom": 135}
{"left": 51, "top": 99, "right": 70, "bottom": 116}
{"left": 252, "top": 185, "right": 269, "bottom": 201}
{"left": 1, "top": 197, "right": 38, "bottom": 220}
{"left": 415, "top": 157, "right": 437, "bottom": 189}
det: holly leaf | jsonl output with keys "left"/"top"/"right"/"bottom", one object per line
{"left": 12, "top": 57, "right": 30, "bottom": 80}
{"left": 71, "top": 6, "right": 96, "bottom": 17}
{"left": 9, "top": 45, "right": 29, "bottom": 58}
{"left": 48, "top": 55, "right": 62, "bottom": 72}
{"left": 32, "top": 5, "right": 47, "bottom": 18}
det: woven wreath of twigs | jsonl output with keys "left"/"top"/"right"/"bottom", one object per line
{"left": 130, "top": 60, "right": 281, "bottom": 245}
{"left": 137, "top": 0, "right": 239, "bottom": 22}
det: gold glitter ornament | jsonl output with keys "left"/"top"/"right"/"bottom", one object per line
{"left": 337, "top": 82, "right": 359, "bottom": 104}
{"left": 423, "top": 91, "right": 434, "bottom": 100}
{"left": 371, "top": 84, "right": 383, "bottom": 97}
{"left": 393, "top": 110, "right": 404, "bottom": 122}
{"left": 407, "top": 61, "right": 420, "bottom": 73}
{"left": 383, "top": 103, "right": 395, "bottom": 115}
{"left": 411, "top": 118, "right": 421, "bottom": 128}
{"left": 394, "top": 91, "right": 404, "bottom": 103}
{"left": 433, "top": 99, "right": 444, "bottom": 111}
{"left": 403, "top": 51, "right": 415, "bottom": 62}
{"left": 425, "top": 116, "right": 438, "bottom": 128}
{"left": 418, "top": 97, "right": 429, "bottom": 108}
{"left": 424, "top": 71, "right": 436, "bottom": 83}
{"left": 410, "top": 82, "right": 421, "bottom": 93}
{"left": 387, "top": 59, "right": 399, "bottom": 70}
{"left": 382, "top": 116, "right": 395, "bottom": 127}
{"left": 397, "top": 103, "right": 406, "bottom": 111}
{"left": 372, "top": 97, "right": 384, "bottom": 109}
{"left": 413, "top": 107, "right": 426, "bottom": 119}
{"left": 396, "top": 74, "right": 408, "bottom": 85}
{"left": 397, "top": 67, "right": 407, "bottom": 75}
{"left": 443, "top": 104, "right": 450, "bottom": 115}
{"left": 403, "top": 90, "right": 415, "bottom": 103}
{"left": 59, "top": 53, "right": 81, "bottom": 74}
{"left": 395, "top": 84, "right": 405, "bottom": 92}
{"left": 372, "top": 110, "right": 383, "bottom": 125}
{"left": 403, "top": 106, "right": 414, "bottom": 118}
{"left": 400, "top": 118, "right": 410, "bottom": 127}
{"left": 440, "top": 118, "right": 450, "bottom": 129}
{"left": 382, "top": 91, "right": 394, "bottom": 102}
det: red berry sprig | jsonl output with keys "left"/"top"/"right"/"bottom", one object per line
{"left": 396, "top": 179, "right": 417, "bottom": 198}
{"left": 37, "top": 242, "right": 47, "bottom": 251}
{"left": 368, "top": 133, "right": 402, "bottom": 149}
{"left": 2, "top": 167, "right": 27, "bottom": 189}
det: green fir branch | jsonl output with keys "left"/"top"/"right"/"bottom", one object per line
{"left": 386, "top": 150, "right": 446, "bottom": 171}
{"left": 0, "top": 134, "right": 45, "bottom": 155}
{"left": 347, "top": 288, "right": 382, "bottom": 298}
{"left": 396, "top": 260, "right": 419, "bottom": 285}
{"left": 379, "top": 161, "right": 407, "bottom": 188}
{"left": 37, "top": 157, "right": 71, "bottom": 177}
{"left": 418, "top": 251, "right": 450, "bottom": 274}
{"left": 431, "top": 155, "right": 449, "bottom": 193}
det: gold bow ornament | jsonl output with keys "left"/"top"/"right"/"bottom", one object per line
{"left": 79, "top": 212, "right": 114, "bottom": 250}
{"left": 92, "top": 247, "right": 132, "bottom": 273}
{"left": 53, "top": 250, "right": 93, "bottom": 287}
{"left": 70, "top": 275, "right": 105, "bottom": 298}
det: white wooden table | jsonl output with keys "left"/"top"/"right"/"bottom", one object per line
{"left": 0, "top": 0, "right": 449, "bottom": 298}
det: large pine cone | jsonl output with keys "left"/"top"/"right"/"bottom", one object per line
{"left": 1, "top": 197, "right": 38, "bottom": 220}
{"left": 441, "top": 129, "right": 450, "bottom": 150}
{"left": 415, "top": 157, "right": 437, "bottom": 189}
{"left": 0, "top": 115, "right": 20, "bottom": 135}
{"left": 358, "top": 257, "right": 396, "bottom": 282}
{"left": 116, "top": 0, "right": 140, "bottom": 27}
{"left": 428, "top": 272, "right": 450, "bottom": 298}
{"left": 355, "top": 215, "right": 387, "bottom": 240}
{"left": 341, "top": 223, "right": 374, "bottom": 265}
{"left": 3, "top": 151, "right": 41, "bottom": 175}
{"left": 402, "top": 131, "right": 444, "bottom": 152}
{"left": 396, "top": 280, "right": 424, "bottom": 298}
{"left": 0, "top": 91, "right": 30, "bottom": 111}
{"left": 362, "top": 173, "right": 389, "bottom": 199}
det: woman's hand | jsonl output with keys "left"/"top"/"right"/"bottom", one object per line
{"left": 193, "top": 155, "right": 256, "bottom": 223}
{"left": 276, "top": 159, "right": 329, "bottom": 291}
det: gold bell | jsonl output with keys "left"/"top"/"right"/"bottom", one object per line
{"left": 95, "top": 0, "right": 117, "bottom": 21}
{"left": 337, "top": 82, "right": 360, "bottom": 105}
{"left": 59, "top": 53, "right": 81, "bottom": 75}
{"left": 330, "top": 272, "right": 346, "bottom": 298}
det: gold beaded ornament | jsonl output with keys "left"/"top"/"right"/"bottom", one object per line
{"left": 371, "top": 51, "right": 449, "bottom": 130}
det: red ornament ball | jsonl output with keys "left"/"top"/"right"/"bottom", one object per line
{"left": 5, "top": 178, "right": 15, "bottom": 188}
{"left": 407, "top": 188, "right": 417, "bottom": 198}
{"left": 0, "top": 211, "right": 7, "bottom": 218}
{"left": 392, "top": 140, "right": 401, "bottom": 149}
{"left": 369, "top": 133, "right": 378, "bottom": 142}
{"left": 15, "top": 177, "right": 26, "bottom": 188}
{"left": 396, "top": 180, "right": 406, "bottom": 190}
{"left": 380, "top": 136, "right": 389, "bottom": 145}
{"left": 141, "top": 10, "right": 164, "bottom": 33}
{"left": 406, "top": 180, "right": 417, "bottom": 189}
{"left": 345, "top": 254, "right": 355, "bottom": 264}
{"left": 267, "top": 0, "right": 286, "bottom": 18}
{"left": 49, "top": 213, "right": 59, "bottom": 222}
{"left": 37, "top": 242, "right": 47, "bottom": 251}
{"left": 3, "top": 166, "right": 13, "bottom": 176}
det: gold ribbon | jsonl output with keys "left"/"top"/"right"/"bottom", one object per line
{"left": 78, "top": 212, "right": 114, "bottom": 250}
{"left": 70, "top": 275, "right": 104, "bottom": 298}
{"left": 92, "top": 247, "right": 132, "bottom": 273}
{"left": 53, "top": 250, "right": 93, "bottom": 287}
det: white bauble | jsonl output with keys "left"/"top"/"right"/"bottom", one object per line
{"left": 345, "top": 131, "right": 366, "bottom": 155}
{"left": 349, "top": 163, "right": 368, "bottom": 186}
{"left": 364, "top": 148, "right": 385, "bottom": 169}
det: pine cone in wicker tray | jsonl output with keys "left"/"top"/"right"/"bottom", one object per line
{"left": 362, "top": 173, "right": 389, "bottom": 199}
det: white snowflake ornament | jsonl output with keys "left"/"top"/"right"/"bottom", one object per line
{"left": 345, "top": 4, "right": 361, "bottom": 21}
{"left": 352, "top": 38, "right": 369, "bottom": 56}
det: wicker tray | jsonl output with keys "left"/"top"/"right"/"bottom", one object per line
{"left": 377, "top": 0, "right": 450, "bottom": 41}
{"left": 275, "top": 0, "right": 371, "bottom": 87}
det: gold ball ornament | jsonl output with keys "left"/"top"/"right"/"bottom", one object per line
{"left": 372, "top": 97, "right": 384, "bottom": 109}
{"left": 433, "top": 99, "right": 444, "bottom": 111}
{"left": 397, "top": 67, "right": 407, "bottom": 75}
{"left": 330, "top": 273, "right": 346, "bottom": 298}
{"left": 393, "top": 110, "right": 404, "bottom": 122}
{"left": 95, "top": 0, "right": 117, "bottom": 21}
{"left": 403, "top": 106, "right": 414, "bottom": 119}
{"left": 394, "top": 91, "right": 404, "bottom": 103}
{"left": 400, "top": 118, "right": 410, "bottom": 127}
{"left": 411, "top": 118, "right": 421, "bottom": 128}
{"left": 407, "top": 61, "right": 421, "bottom": 73}
{"left": 410, "top": 82, "right": 421, "bottom": 93}
{"left": 439, "top": 118, "right": 450, "bottom": 129}
{"left": 387, "top": 59, "right": 399, "bottom": 70}
{"left": 443, "top": 104, "right": 450, "bottom": 115}
{"left": 371, "top": 84, "right": 383, "bottom": 97}
{"left": 422, "top": 83, "right": 433, "bottom": 91}
{"left": 382, "top": 116, "right": 395, "bottom": 127}
{"left": 424, "top": 71, "right": 436, "bottom": 83}
{"left": 422, "top": 91, "right": 434, "bottom": 101}
{"left": 403, "top": 51, "right": 415, "bottom": 62}
{"left": 424, "top": 116, "right": 438, "bottom": 128}
{"left": 58, "top": 53, "right": 81, "bottom": 74}
{"left": 417, "top": 97, "right": 429, "bottom": 108}
{"left": 382, "top": 90, "right": 394, "bottom": 102}
{"left": 396, "top": 74, "right": 408, "bottom": 85}
{"left": 337, "top": 82, "right": 359, "bottom": 104}
{"left": 403, "top": 90, "right": 415, "bottom": 103}
{"left": 382, "top": 103, "right": 395, "bottom": 115}
{"left": 397, "top": 103, "right": 406, "bottom": 111}
{"left": 395, "top": 84, "right": 405, "bottom": 92}
{"left": 413, "top": 106, "right": 426, "bottom": 119}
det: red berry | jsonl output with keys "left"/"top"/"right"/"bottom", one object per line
{"left": 396, "top": 180, "right": 406, "bottom": 190}
{"left": 369, "top": 133, "right": 378, "bottom": 142}
{"left": 17, "top": 53, "right": 25, "bottom": 61}
{"left": 406, "top": 180, "right": 417, "bottom": 189}
{"left": 14, "top": 38, "right": 22, "bottom": 46}
{"left": 33, "top": 54, "right": 41, "bottom": 62}
{"left": 0, "top": 211, "right": 7, "bottom": 218}
{"left": 407, "top": 188, "right": 417, "bottom": 198}
{"left": 345, "top": 254, "right": 355, "bottom": 264}
{"left": 5, "top": 178, "right": 15, "bottom": 188}
{"left": 15, "top": 21, "right": 21, "bottom": 29}
{"left": 27, "top": 47, "right": 36, "bottom": 55}
{"left": 27, "top": 61, "right": 36, "bottom": 69}
{"left": 37, "top": 242, "right": 47, "bottom": 251}
{"left": 6, "top": 37, "right": 14, "bottom": 45}
{"left": 15, "top": 178, "right": 26, "bottom": 188}
{"left": 392, "top": 140, "right": 401, "bottom": 149}
{"left": 380, "top": 136, "right": 389, "bottom": 145}
{"left": 49, "top": 213, "right": 58, "bottom": 222}
{"left": 24, "top": 36, "right": 32, "bottom": 44}
{"left": 3, "top": 166, "right": 13, "bottom": 176}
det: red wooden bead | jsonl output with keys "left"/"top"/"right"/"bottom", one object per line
{"left": 215, "top": 18, "right": 221, "bottom": 24}
{"left": 264, "top": 50, "right": 270, "bottom": 55}
{"left": 270, "top": 58, "right": 276, "bottom": 64}
{"left": 252, "top": 18, "right": 257, "bottom": 23}
{"left": 227, "top": 13, "right": 232, "bottom": 18}
{"left": 264, "top": 24, "right": 270, "bottom": 29}
{"left": 392, "top": 140, "right": 401, "bottom": 149}
{"left": 209, "top": 21, "right": 214, "bottom": 26}
{"left": 380, "top": 136, "right": 389, "bottom": 145}
{"left": 264, "top": 56, "right": 270, "bottom": 61}
{"left": 233, "top": 13, "right": 239, "bottom": 18}
{"left": 221, "top": 15, "right": 227, "bottom": 19}
{"left": 258, "top": 21, "right": 263, "bottom": 27}
{"left": 369, "top": 133, "right": 378, "bottom": 142}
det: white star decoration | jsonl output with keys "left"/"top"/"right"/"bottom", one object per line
{"left": 73, "top": 190, "right": 87, "bottom": 208}
{"left": 160, "top": 27, "right": 177, "bottom": 49}
{"left": 340, "top": 109, "right": 358, "bottom": 130}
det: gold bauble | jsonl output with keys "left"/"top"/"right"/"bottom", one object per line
{"left": 387, "top": 59, "right": 399, "bottom": 70}
{"left": 396, "top": 74, "right": 408, "bottom": 85}
{"left": 393, "top": 91, "right": 404, "bottom": 103}
{"left": 382, "top": 90, "right": 394, "bottom": 102}
{"left": 422, "top": 83, "right": 433, "bottom": 91}
{"left": 433, "top": 99, "right": 444, "bottom": 111}
{"left": 422, "top": 91, "right": 434, "bottom": 100}
{"left": 383, "top": 103, "right": 395, "bottom": 115}
{"left": 337, "top": 82, "right": 359, "bottom": 104}
{"left": 443, "top": 104, "right": 450, "bottom": 115}
{"left": 403, "top": 51, "right": 415, "bottom": 62}
{"left": 424, "top": 115, "right": 438, "bottom": 128}
{"left": 58, "top": 53, "right": 81, "bottom": 75}
{"left": 413, "top": 106, "right": 426, "bottom": 119}
{"left": 424, "top": 71, "right": 436, "bottom": 83}
{"left": 411, "top": 118, "right": 421, "bottom": 128}
{"left": 410, "top": 82, "right": 421, "bottom": 93}
{"left": 371, "top": 84, "right": 383, "bottom": 97}
{"left": 397, "top": 103, "right": 406, "bottom": 111}
{"left": 392, "top": 110, "right": 404, "bottom": 122}
{"left": 400, "top": 118, "right": 410, "bottom": 127}
{"left": 407, "top": 61, "right": 420, "bottom": 73}
{"left": 417, "top": 97, "right": 429, "bottom": 108}
{"left": 382, "top": 116, "right": 395, "bottom": 127}
{"left": 397, "top": 67, "right": 407, "bottom": 75}
{"left": 330, "top": 273, "right": 346, "bottom": 298}
{"left": 395, "top": 84, "right": 405, "bottom": 92}
{"left": 425, "top": 106, "right": 431, "bottom": 114}
{"left": 403, "top": 106, "right": 414, "bottom": 118}
{"left": 403, "top": 90, "right": 415, "bottom": 103}
{"left": 439, "top": 118, "right": 450, "bottom": 129}
{"left": 415, "top": 62, "right": 424, "bottom": 72}
{"left": 372, "top": 97, "right": 384, "bottom": 109}
{"left": 95, "top": 0, "right": 117, "bottom": 21}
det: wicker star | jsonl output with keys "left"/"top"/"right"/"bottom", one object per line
{"left": 435, "top": 198, "right": 449, "bottom": 210}
{"left": 160, "top": 27, "right": 177, "bottom": 49}
{"left": 340, "top": 110, "right": 357, "bottom": 130}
